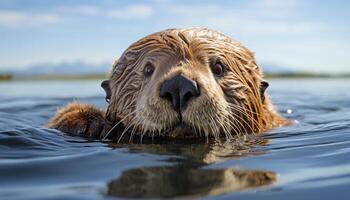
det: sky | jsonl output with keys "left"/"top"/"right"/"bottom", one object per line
{"left": 0, "top": 0, "right": 349, "bottom": 73}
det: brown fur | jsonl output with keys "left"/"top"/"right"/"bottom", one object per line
{"left": 48, "top": 102, "right": 112, "bottom": 138}
{"left": 48, "top": 27, "right": 291, "bottom": 141}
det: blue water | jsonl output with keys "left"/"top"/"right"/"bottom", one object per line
{"left": 0, "top": 79, "right": 349, "bottom": 199}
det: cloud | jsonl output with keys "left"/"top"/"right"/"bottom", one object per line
{"left": 55, "top": 4, "right": 154, "bottom": 19}
{"left": 0, "top": 11, "right": 62, "bottom": 27}
{"left": 56, "top": 5, "right": 100, "bottom": 16}
{"left": 107, "top": 4, "right": 154, "bottom": 19}
{"left": 0, "top": 4, "right": 154, "bottom": 28}
{"left": 159, "top": 1, "right": 323, "bottom": 35}
{"left": 207, "top": 17, "right": 324, "bottom": 34}
{"left": 255, "top": 0, "right": 301, "bottom": 9}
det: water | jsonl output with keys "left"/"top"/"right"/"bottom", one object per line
{"left": 0, "top": 79, "right": 349, "bottom": 200}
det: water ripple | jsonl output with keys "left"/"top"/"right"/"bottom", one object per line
{"left": 0, "top": 79, "right": 349, "bottom": 199}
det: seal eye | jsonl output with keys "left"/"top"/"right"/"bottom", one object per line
{"left": 211, "top": 62, "right": 224, "bottom": 77}
{"left": 144, "top": 62, "right": 155, "bottom": 77}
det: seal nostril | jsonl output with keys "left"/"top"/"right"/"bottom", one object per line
{"left": 182, "top": 91, "right": 193, "bottom": 108}
{"left": 163, "top": 93, "right": 173, "bottom": 103}
{"left": 162, "top": 92, "right": 175, "bottom": 108}
{"left": 160, "top": 74, "right": 200, "bottom": 112}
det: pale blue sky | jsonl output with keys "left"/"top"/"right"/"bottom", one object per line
{"left": 0, "top": 0, "right": 349, "bottom": 73}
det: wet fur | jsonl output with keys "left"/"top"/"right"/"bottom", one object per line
{"left": 48, "top": 27, "right": 290, "bottom": 141}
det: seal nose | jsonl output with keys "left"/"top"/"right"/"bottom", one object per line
{"left": 160, "top": 74, "right": 200, "bottom": 112}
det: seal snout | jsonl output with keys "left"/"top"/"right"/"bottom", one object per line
{"left": 159, "top": 74, "right": 200, "bottom": 113}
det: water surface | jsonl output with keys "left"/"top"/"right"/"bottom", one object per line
{"left": 0, "top": 79, "right": 349, "bottom": 199}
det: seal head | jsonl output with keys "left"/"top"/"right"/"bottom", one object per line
{"left": 103, "top": 28, "right": 288, "bottom": 140}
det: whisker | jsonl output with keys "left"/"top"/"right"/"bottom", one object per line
{"left": 228, "top": 104, "right": 264, "bottom": 131}
{"left": 117, "top": 118, "right": 136, "bottom": 143}
{"left": 226, "top": 110, "right": 249, "bottom": 135}
{"left": 102, "top": 111, "right": 136, "bottom": 141}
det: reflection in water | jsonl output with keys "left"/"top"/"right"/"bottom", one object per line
{"left": 106, "top": 136, "right": 276, "bottom": 198}
{"left": 107, "top": 166, "right": 276, "bottom": 198}
{"left": 109, "top": 135, "right": 268, "bottom": 164}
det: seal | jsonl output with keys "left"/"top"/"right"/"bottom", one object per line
{"left": 48, "top": 27, "right": 291, "bottom": 142}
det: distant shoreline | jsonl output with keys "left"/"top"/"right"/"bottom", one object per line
{"left": 0, "top": 74, "right": 12, "bottom": 81}
{"left": 0, "top": 74, "right": 107, "bottom": 81}
{"left": 264, "top": 72, "right": 350, "bottom": 79}
{"left": 1, "top": 73, "right": 349, "bottom": 81}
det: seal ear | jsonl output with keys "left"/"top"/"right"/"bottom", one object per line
{"left": 101, "top": 80, "right": 111, "bottom": 103}
{"left": 260, "top": 80, "right": 269, "bottom": 102}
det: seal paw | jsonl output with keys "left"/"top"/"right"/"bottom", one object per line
{"left": 48, "top": 102, "right": 111, "bottom": 138}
